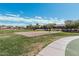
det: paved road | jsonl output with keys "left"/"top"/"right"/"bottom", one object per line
{"left": 37, "top": 36, "right": 79, "bottom": 56}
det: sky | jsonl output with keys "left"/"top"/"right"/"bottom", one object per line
{"left": 0, "top": 3, "right": 79, "bottom": 26}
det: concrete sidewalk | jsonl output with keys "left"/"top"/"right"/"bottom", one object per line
{"left": 37, "top": 36, "right": 79, "bottom": 56}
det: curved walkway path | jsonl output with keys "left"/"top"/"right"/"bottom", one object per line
{"left": 37, "top": 36, "right": 79, "bottom": 56}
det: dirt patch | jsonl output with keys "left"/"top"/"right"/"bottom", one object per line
{"left": 15, "top": 31, "right": 60, "bottom": 37}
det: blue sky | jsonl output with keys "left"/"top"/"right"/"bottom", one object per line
{"left": 0, "top": 3, "right": 79, "bottom": 26}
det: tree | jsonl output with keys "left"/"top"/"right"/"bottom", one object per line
{"left": 74, "top": 20, "right": 79, "bottom": 28}
{"left": 26, "top": 24, "right": 33, "bottom": 30}
{"left": 35, "top": 23, "right": 40, "bottom": 29}
{"left": 65, "top": 20, "right": 79, "bottom": 29}
{"left": 46, "top": 23, "right": 56, "bottom": 31}
{"left": 65, "top": 20, "right": 75, "bottom": 29}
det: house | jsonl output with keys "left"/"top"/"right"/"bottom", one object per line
{"left": 53, "top": 24, "right": 65, "bottom": 31}
{"left": 0, "top": 26, "right": 19, "bottom": 30}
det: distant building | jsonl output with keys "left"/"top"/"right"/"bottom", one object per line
{"left": 0, "top": 26, "right": 17, "bottom": 30}
{"left": 53, "top": 24, "right": 65, "bottom": 31}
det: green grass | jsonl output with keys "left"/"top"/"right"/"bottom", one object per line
{"left": 65, "top": 39, "right": 79, "bottom": 56}
{"left": 0, "top": 31, "right": 79, "bottom": 55}
{"left": 0, "top": 29, "right": 31, "bottom": 34}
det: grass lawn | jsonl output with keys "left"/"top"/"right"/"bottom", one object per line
{"left": 0, "top": 29, "right": 31, "bottom": 34}
{"left": 0, "top": 30, "right": 79, "bottom": 55}
{"left": 65, "top": 39, "right": 79, "bottom": 56}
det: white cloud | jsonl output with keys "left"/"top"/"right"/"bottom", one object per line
{"left": 49, "top": 17, "right": 65, "bottom": 24}
{"left": 0, "top": 13, "right": 65, "bottom": 26}
{"left": 35, "top": 16, "right": 43, "bottom": 19}
{"left": 5, "top": 14, "right": 20, "bottom": 17}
